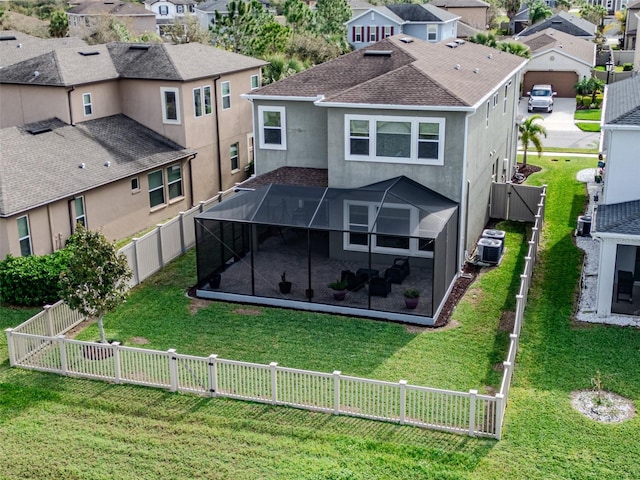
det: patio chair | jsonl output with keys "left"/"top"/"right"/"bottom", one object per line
{"left": 617, "top": 270, "right": 634, "bottom": 303}
{"left": 341, "top": 270, "right": 366, "bottom": 291}
{"left": 384, "top": 257, "right": 410, "bottom": 284}
{"left": 369, "top": 276, "right": 392, "bottom": 297}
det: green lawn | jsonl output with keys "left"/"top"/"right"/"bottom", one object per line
{"left": 576, "top": 122, "right": 601, "bottom": 133}
{"left": 574, "top": 109, "right": 601, "bottom": 121}
{"left": 1, "top": 156, "right": 639, "bottom": 479}
{"left": 541, "top": 146, "right": 599, "bottom": 155}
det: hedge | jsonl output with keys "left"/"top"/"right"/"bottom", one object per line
{"left": 0, "top": 250, "right": 72, "bottom": 307}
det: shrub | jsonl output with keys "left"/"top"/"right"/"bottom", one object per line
{"left": 622, "top": 63, "right": 633, "bottom": 71}
{"left": 0, "top": 250, "right": 71, "bottom": 307}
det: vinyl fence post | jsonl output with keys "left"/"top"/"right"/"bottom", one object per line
{"left": 132, "top": 238, "right": 140, "bottom": 285}
{"left": 468, "top": 389, "right": 477, "bottom": 437}
{"left": 112, "top": 342, "right": 121, "bottom": 384}
{"left": 168, "top": 349, "right": 178, "bottom": 392}
{"left": 494, "top": 393, "right": 505, "bottom": 440}
{"left": 5, "top": 328, "right": 15, "bottom": 366}
{"left": 399, "top": 380, "right": 408, "bottom": 425}
{"left": 156, "top": 224, "right": 164, "bottom": 268}
{"left": 44, "top": 304, "right": 55, "bottom": 337}
{"left": 333, "top": 371, "right": 341, "bottom": 415}
{"left": 58, "top": 335, "right": 68, "bottom": 375}
{"left": 178, "top": 212, "right": 186, "bottom": 254}
{"left": 208, "top": 354, "right": 218, "bottom": 397}
{"left": 199, "top": 200, "right": 206, "bottom": 213}
{"left": 270, "top": 362, "right": 278, "bottom": 405}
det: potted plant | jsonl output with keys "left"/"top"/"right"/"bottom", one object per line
{"left": 328, "top": 279, "right": 348, "bottom": 300}
{"left": 403, "top": 288, "right": 420, "bottom": 309}
{"left": 279, "top": 271, "right": 292, "bottom": 294}
{"left": 208, "top": 273, "right": 221, "bottom": 289}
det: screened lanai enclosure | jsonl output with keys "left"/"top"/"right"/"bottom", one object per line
{"left": 195, "top": 176, "right": 459, "bottom": 325}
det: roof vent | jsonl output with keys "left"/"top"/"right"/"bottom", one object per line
{"left": 559, "top": 44, "right": 563, "bottom": 48}
{"left": 455, "top": 39, "right": 465, "bottom": 45}
{"left": 488, "top": 53, "right": 493, "bottom": 59}
{"left": 33, "top": 71, "right": 40, "bottom": 77}
{"left": 0, "top": 35, "right": 17, "bottom": 41}
{"left": 104, "top": 161, "right": 111, "bottom": 167}
{"left": 17, "top": 43, "right": 22, "bottom": 48}
{"left": 129, "top": 44, "right": 150, "bottom": 50}
{"left": 79, "top": 163, "right": 86, "bottom": 169}
{"left": 399, "top": 37, "right": 414, "bottom": 43}
{"left": 363, "top": 50, "right": 392, "bottom": 56}
{"left": 454, "top": 64, "right": 461, "bottom": 70}
{"left": 473, "top": 68, "right": 479, "bottom": 74}
{"left": 79, "top": 51, "right": 100, "bottom": 56}
{"left": 446, "top": 42, "right": 458, "bottom": 48}
{"left": 27, "top": 126, "right": 52, "bottom": 135}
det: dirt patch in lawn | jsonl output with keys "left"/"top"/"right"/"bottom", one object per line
{"left": 65, "top": 317, "right": 95, "bottom": 339}
{"left": 571, "top": 390, "right": 636, "bottom": 423}
{"left": 498, "top": 311, "right": 515, "bottom": 332}
{"left": 188, "top": 297, "right": 212, "bottom": 315}
{"left": 130, "top": 336, "right": 150, "bottom": 345}
{"left": 234, "top": 308, "right": 263, "bottom": 316}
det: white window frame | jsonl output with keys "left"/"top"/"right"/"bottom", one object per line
{"left": 193, "top": 87, "right": 203, "bottom": 117}
{"left": 188, "top": 4, "right": 195, "bottom": 12}
{"left": 17, "top": 215, "right": 32, "bottom": 257}
{"left": 344, "top": 114, "right": 445, "bottom": 166}
{"left": 176, "top": 4, "right": 184, "bottom": 13}
{"left": 342, "top": 201, "right": 433, "bottom": 258}
{"left": 131, "top": 176, "right": 140, "bottom": 192}
{"left": 203, "top": 85, "right": 212, "bottom": 115}
{"left": 167, "top": 163, "right": 183, "bottom": 201}
{"left": 161, "top": 87, "right": 181, "bottom": 124}
{"left": 148, "top": 169, "right": 165, "bottom": 209}
{"left": 503, "top": 82, "right": 510, "bottom": 114}
{"left": 486, "top": 100, "right": 490, "bottom": 128}
{"left": 258, "top": 105, "right": 287, "bottom": 150}
{"left": 82, "top": 92, "right": 93, "bottom": 117}
{"left": 492, "top": 92, "right": 499, "bottom": 109}
{"left": 369, "top": 27, "right": 377, "bottom": 42}
{"left": 354, "top": 26, "right": 363, "bottom": 42}
{"left": 250, "top": 75, "right": 260, "bottom": 90}
{"left": 159, "top": 5, "right": 169, "bottom": 15}
{"left": 383, "top": 25, "right": 393, "bottom": 38}
{"left": 427, "top": 24, "right": 437, "bottom": 41}
{"left": 74, "top": 196, "right": 86, "bottom": 228}
{"left": 230, "top": 143, "right": 239, "bottom": 172}
{"left": 221, "top": 81, "right": 231, "bottom": 110}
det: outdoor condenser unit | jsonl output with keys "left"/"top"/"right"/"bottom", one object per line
{"left": 478, "top": 237, "right": 503, "bottom": 264}
{"left": 577, "top": 215, "right": 592, "bottom": 237}
{"left": 482, "top": 229, "right": 506, "bottom": 256}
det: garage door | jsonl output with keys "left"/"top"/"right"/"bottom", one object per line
{"left": 523, "top": 71, "right": 579, "bottom": 98}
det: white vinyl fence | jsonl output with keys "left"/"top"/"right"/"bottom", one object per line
{"left": 4, "top": 186, "right": 547, "bottom": 440}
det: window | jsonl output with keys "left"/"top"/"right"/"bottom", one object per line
{"left": 176, "top": 5, "right": 184, "bottom": 13}
{"left": 493, "top": 92, "right": 499, "bottom": 108}
{"left": 503, "top": 83, "right": 509, "bottom": 114}
{"left": 221, "top": 81, "right": 231, "bottom": 110}
{"left": 258, "top": 106, "right": 286, "bottom": 150}
{"left": 230, "top": 143, "right": 239, "bottom": 171}
{"left": 82, "top": 93, "right": 92, "bottom": 116}
{"left": 74, "top": 196, "right": 86, "bottom": 227}
{"left": 486, "top": 100, "right": 490, "bottom": 128}
{"left": 188, "top": 4, "right": 195, "bottom": 12}
{"left": 159, "top": 5, "right": 169, "bottom": 15}
{"left": 203, "top": 86, "right": 212, "bottom": 115}
{"left": 383, "top": 26, "right": 393, "bottom": 38}
{"left": 251, "top": 75, "right": 259, "bottom": 90}
{"left": 131, "top": 177, "right": 139, "bottom": 192}
{"left": 161, "top": 87, "right": 180, "bottom": 124}
{"left": 148, "top": 170, "right": 165, "bottom": 208}
{"left": 193, "top": 88, "right": 202, "bottom": 117}
{"left": 17, "top": 215, "right": 32, "bottom": 257}
{"left": 427, "top": 25, "right": 437, "bottom": 41}
{"left": 345, "top": 114, "right": 445, "bottom": 165}
{"left": 343, "top": 202, "right": 433, "bottom": 257}
{"left": 167, "top": 164, "right": 183, "bottom": 200}
{"left": 354, "top": 26, "right": 363, "bottom": 42}
{"left": 369, "top": 26, "right": 377, "bottom": 42}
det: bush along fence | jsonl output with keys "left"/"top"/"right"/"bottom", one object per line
{"left": 4, "top": 187, "right": 546, "bottom": 440}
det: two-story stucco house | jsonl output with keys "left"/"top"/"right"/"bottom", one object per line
{"left": 67, "top": 1, "right": 157, "bottom": 39}
{"left": 144, "top": 0, "right": 197, "bottom": 34}
{"left": 0, "top": 41, "right": 266, "bottom": 258}
{"left": 591, "top": 75, "right": 640, "bottom": 320}
{"left": 346, "top": 4, "right": 460, "bottom": 49}
{"left": 430, "top": 0, "right": 489, "bottom": 30}
{"left": 624, "top": 0, "right": 640, "bottom": 51}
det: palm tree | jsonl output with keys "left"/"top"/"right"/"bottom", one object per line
{"left": 518, "top": 115, "right": 547, "bottom": 167}
{"left": 528, "top": 0, "right": 552, "bottom": 25}
{"left": 497, "top": 41, "right": 531, "bottom": 58}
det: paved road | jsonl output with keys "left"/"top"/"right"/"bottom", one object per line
{"left": 517, "top": 97, "right": 601, "bottom": 150}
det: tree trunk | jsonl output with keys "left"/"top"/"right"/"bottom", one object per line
{"left": 97, "top": 314, "right": 107, "bottom": 344}
{"left": 522, "top": 147, "right": 528, "bottom": 167}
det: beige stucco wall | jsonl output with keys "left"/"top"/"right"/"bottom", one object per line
{"left": 69, "top": 14, "right": 157, "bottom": 38}
{"left": 0, "top": 85, "right": 70, "bottom": 128}
{"left": 445, "top": 7, "right": 487, "bottom": 29}
{"left": 72, "top": 80, "right": 122, "bottom": 123}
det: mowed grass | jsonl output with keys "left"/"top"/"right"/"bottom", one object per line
{"left": 576, "top": 122, "right": 601, "bottom": 133}
{"left": 1, "top": 155, "right": 640, "bottom": 479}
{"left": 574, "top": 109, "right": 601, "bottom": 121}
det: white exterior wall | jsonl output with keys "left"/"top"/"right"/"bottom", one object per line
{"left": 524, "top": 51, "right": 592, "bottom": 80}
{"left": 601, "top": 129, "right": 640, "bottom": 205}
{"left": 346, "top": 12, "right": 402, "bottom": 49}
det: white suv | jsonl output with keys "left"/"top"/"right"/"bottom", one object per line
{"left": 527, "top": 84, "right": 556, "bottom": 113}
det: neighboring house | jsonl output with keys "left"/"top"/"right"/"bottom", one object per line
{"left": 348, "top": 0, "right": 375, "bottom": 18}
{"left": 584, "top": 0, "right": 628, "bottom": 16}
{"left": 511, "top": 5, "right": 530, "bottom": 35}
{"left": 516, "top": 12, "right": 597, "bottom": 39}
{"left": 67, "top": 1, "right": 157, "bottom": 38}
{"left": 195, "top": 0, "right": 230, "bottom": 30}
{"left": 518, "top": 28, "right": 596, "bottom": 97}
{"left": 0, "top": 30, "right": 87, "bottom": 68}
{"left": 0, "top": 41, "right": 266, "bottom": 257}
{"left": 346, "top": 4, "right": 460, "bottom": 49}
{"left": 430, "top": 0, "right": 489, "bottom": 30}
{"left": 144, "top": 0, "right": 197, "bottom": 34}
{"left": 0, "top": 116, "right": 194, "bottom": 257}
{"left": 623, "top": 0, "right": 640, "bottom": 51}
{"left": 591, "top": 75, "right": 640, "bottom": 319}
{"left": 456, "top": 21, "right": 483, "bottom": 39}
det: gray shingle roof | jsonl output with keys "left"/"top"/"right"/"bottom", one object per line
{"left": 0, "top": 115, "right": 194, "bottom": 217}
{"left": 519, "top": 28, "right": 595, "bottom": 65}
{"left": 386, "top": 3, "right": 459, "bottom": 22}
{"left": 517, "top": 12, "right": 597, "bottom": 37}
{"left": 603, "top": 75, "right": 640, "bottom": 126}
{"left": 595, "top": 200, "right": 640, "bottom": 235}
{"left": 0, "top": 30, "right": 87, "bottom": 68}
{"left": 242, "top": 167, "right": 328, "bottom": 189}
{"left": 430, "top": 0, "right": 489, "bottom": 7}
{"left": 251, "top": 36, "right": 527, "bottom": 108}
{"left": 68, "top": 1, "right": 154, "bottom": 15}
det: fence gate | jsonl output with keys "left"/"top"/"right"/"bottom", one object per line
{"left": 490, "top": 183, "right": 544, "bottom": 223}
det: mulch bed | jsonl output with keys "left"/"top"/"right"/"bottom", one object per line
{"left": 433, "top": 262, "right": 481, "bottom": 327}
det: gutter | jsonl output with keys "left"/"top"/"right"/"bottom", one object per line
{"left": 185, "top": 152, "right": 197, "bottom": 207}
{"left": 66, "top": 86, "right": 76, "bottom": 126}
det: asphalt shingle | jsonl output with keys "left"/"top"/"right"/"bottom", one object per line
{"left": 603, "top": 75, "right": 640, "bottom": 126}
{"left": 596, "top": 200, "right": 640, "bottom": 235}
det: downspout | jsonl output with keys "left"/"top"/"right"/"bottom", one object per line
{"left": 212, "top": 76, "right": 223, "bottom": 194}
{"left": 185, "top": 153, "right": 197, "bottom": 207}
{"left": 66, "top": 86, "right": 75, "bottom": 126}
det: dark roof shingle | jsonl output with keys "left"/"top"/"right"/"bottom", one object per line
{"left": 595, "top": 200, "right": 640, "bottom": 235}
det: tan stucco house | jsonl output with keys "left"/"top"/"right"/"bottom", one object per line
{"left": 0, "top": 39, "right": 266, "bottom": 258}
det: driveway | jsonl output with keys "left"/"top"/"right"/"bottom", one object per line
{"left": 517, "top": 97, "right": 600, "bottom": 150}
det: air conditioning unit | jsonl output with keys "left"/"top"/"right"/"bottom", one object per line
{"left": 478, "top": 237, "right": 503, "bottom": 264}
{"left": 482, "top": 229, "right": 506, "bottom": 241}
{"left": 577, "top": 215, "right": 592, "bottom": 237}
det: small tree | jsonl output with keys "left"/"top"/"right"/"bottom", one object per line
{"left": 59, "top": 225, "right": 132, "bottom": 343}
{"left": 528, "top": 0, "right": 552, "bottom": 25}
{"left": 518, "top": 114, "right": 547, "bottom": 167}
{"left": 49, "top": 9, "right": 68, "bottom": 38}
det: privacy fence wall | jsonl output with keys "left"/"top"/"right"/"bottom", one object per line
{"left": 5, "top": 185, "right": 547, "bottom": 440}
